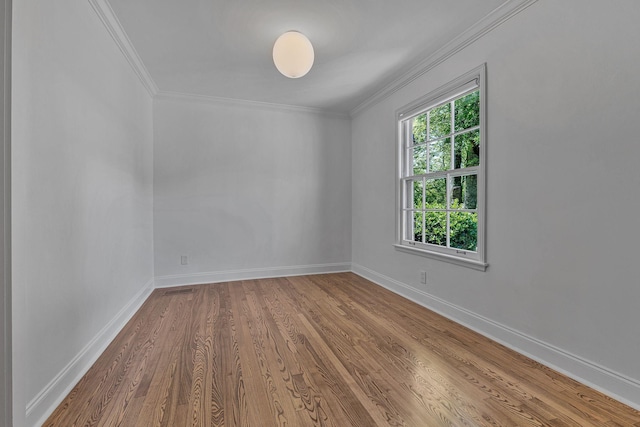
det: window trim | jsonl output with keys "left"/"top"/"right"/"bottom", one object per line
{"left": 395, "top": 64, "right": 487, "bottom": 271}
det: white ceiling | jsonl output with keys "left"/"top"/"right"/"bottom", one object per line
{"left": 107, "top": 0, "right": 508, "bottom": 113}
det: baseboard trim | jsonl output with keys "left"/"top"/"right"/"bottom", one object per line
{"left": 24, "top": 264, "right": 640, "bottom": 426}
{"left": 351, "top": 263, "right": 640, "bottom": 411}
{"left": 26, "top": 278, "right": 155, "bottom": 427}
{"left": 154, "top": 262, "right": 352, "bottom": 288}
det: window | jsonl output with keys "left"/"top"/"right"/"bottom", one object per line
{"left": 395, "top": 65, "right": 487, "bottom": 270}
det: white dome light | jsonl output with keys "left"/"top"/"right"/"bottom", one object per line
{"left": 272, "top": 31, "right": 314, "bottom": 78}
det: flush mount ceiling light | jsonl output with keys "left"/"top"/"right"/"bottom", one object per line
{"left": 272, "top": 31, "right": 314, "bottom": 78}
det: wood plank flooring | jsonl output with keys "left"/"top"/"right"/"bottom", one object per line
{"left": 45, "top": 273, "right": 640, "bottom": 426}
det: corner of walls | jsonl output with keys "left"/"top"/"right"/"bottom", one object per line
{"left": 27, "top": 278, "right": 154, "bottom": 427}
{"left": 351, "top": 263, "right": 640, "bottom": 411}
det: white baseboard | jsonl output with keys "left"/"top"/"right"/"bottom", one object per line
{"left": 26, "top": 278, "right": 155, "bottom": 427}
{"left": 351, "top": 263, "right": 640, "bottom": 411}
{"left": 25, "top": 264, "right": 639, "bottom": 427}
{"left": 154, "top": 262, "right": 352, "bottom": 288}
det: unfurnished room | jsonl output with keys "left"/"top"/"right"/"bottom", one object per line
{"left": 1, "top": 0, "right": 640, "bottom": 426}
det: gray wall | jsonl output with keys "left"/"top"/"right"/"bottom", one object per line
{"left": 352, "top": 0, "right": 640, "bottom": 407}
{"left": 153, "top": 98, "right": 352, "bottom": 285}
{"left": 0, "top": 0, "right": 10, "bottom": 424}
{"left": 11, "top": 0, "right": 154, "bottom": 424}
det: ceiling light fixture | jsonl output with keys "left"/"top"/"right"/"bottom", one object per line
{"left": 272, "top": 31, "right": 314, "bottom": 78}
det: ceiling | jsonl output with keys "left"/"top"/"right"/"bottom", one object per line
{"left": 107, "top": 0, "right": 509, "bottom": 113}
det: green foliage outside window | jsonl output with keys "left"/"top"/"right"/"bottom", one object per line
{"left": 409, "top": 90, "right": 480, "bottom": 252}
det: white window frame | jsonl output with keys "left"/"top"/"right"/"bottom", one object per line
{"left": 394, "top": 64, "right": 487, "bottom": 271}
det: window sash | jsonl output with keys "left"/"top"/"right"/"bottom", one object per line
{"left": 402, "top": 171, "right": 478, "bottom": 253}
{"left": 406, "top": 126, "right": 480, "bottom": 150}
{"left": 402, "top": 166, "right": 479, "bottom": 181}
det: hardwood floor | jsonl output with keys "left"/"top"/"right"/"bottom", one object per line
{"left": 45, "top": 273, "right": 640, "bottom": 426}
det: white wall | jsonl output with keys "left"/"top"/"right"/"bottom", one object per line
{"left": 11, "top": 0, "right": 154, "bottom": 424}
{"left": 153, "top": 98, "right": 351, "bottom": 285}
{"left": 352, "top": 0, "right": 640, "bottom": 408}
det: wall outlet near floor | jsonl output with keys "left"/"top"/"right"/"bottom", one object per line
{"left": 180, "top": 255, "right": 188, "bottom": 265}
{"left": 420, "top": 270, "right": 427, "bottom": 284}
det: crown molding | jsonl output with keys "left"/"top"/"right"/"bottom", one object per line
{"left": 350, "top": 0, "right": 539, "bottom": 117}
{"left": 155, "top": 91, "right": 350, "bottom": 119}
{"left": 87, "top": 0, "right": 537, "bottom": 117}
{"left": 88, "top": 0, "right": 159, "bottom": 96}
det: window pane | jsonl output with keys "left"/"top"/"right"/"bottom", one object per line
{"left": 449, "top": 212, "right": 478, "bottom": 251}
{"left": 454, "top": 90, "right": 480, "bottom": 132}
{"left": 454, "top": 130, "right": 480, "bottom": 169}
{"left": 412, "top": 114, "right": 427, "bottom": 144}
{"left": 411, "top": 145, "right": 427, "bottom": 175}
{"left": 412, "top": 180, "right": 424, "bottom": 209}
{"left": 428, "top": 138, "right": 451, "bottom": 172}
{"left": 424, "top": 177, "right": 446, "bottom": 209}
{"left": 429, "top": 103, "right": 451, "bottom": 139}
{"left": 424, "top": 212, "right": 446, "bottom": 246}
{"left": 413, "top": 211, "right": 424, "bottom": 242}
{"left": 450, "top": 175, "right": 477, "bottom": 210}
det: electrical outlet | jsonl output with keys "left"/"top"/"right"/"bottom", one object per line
{"left": 420, "top": 271, "right": 427, "bottom": 284}
{"left": 180, "top": 255, "right": 188, "bottom": 265}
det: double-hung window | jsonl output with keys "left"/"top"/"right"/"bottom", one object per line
{"left": 396, "top": 65, "right": 487, "bottom": 270}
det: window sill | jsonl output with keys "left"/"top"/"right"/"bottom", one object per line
{"left": 393, "top": 244, "right": 488, "bottom": 271}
